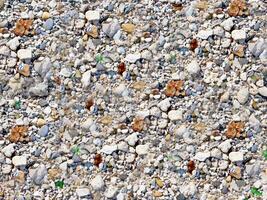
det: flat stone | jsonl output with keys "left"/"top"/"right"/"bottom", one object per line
{"left": 29, "top": 82, "right": 49, "bottom": 97}
{"left": 76, "top": 188, "right": 90, "bottom": 197}
{"left": 231, "top": 30, "right": 246, "bottom": 40}
{"left": 236, "top": 87, "right": 249, "bottom": 104}
{"left": 229, "top": 152, "right": 244, "bottom": 162}
{"left": 194, "top": 151, "right": 211, "bottom": 161}
{"left": 60, "top": 68, "right": 72, "bottom": 78}
{"left": 85, "top": 10, "right": 100, "bottom": 21}
{"left": 91, "top": 175, "right": 104, "bottom": 191}
{"left": 245, "top": 163, "right": 261, "bottom": 177}
{"left": 102, "top": 20, "right": 120, "bottom": 38}
{"left": 125, "top": 133, "right": 138, "bottom": 146}
{"left": 136, "top": 144, "right": 149, "bottom": 155}
{"left": 168, "top": 110, "right": 183, "bottom": 121}
{"left": 121, "top": 23, "right": 135, "bottom": 33}
{"left": 34, "top": 57, "right": 52, "bottom": 78}
{"left": 12, "top": 155, "right": 27, "bottom": 166}
{"left": 258, "top": 87, "right": 267, "bottom": 97}
{"left": 32, "top": 164, "right": 47, "bottom": 185}
{"left": 125, "top": 53, "right": 141, "bottom": 63}
{"left": 81, "top": 70, "right": 91, "bottom": 88}
{"left": 218, "top": 140, "right": 232, "bottom": 153}
{"left": 43, "top": 18, "right": 54, "bottom": 30}
{"left": 17, "top": 49, "right": 32, "bottom": 60}
{"left": 2, "top": 144, "right": 15, "bottom": 157}
{"left": 101, "top": 145, "right": 117, "bottom": 155}
{"left": 197, "top": 29, "right": 213, "bottom": 39}
{"left": 7, "top": 37, "right": 20, "bottom": 50}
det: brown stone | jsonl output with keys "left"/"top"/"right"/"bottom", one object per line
{"left": 122, "top": 23, "right": 135, "bottom": 33}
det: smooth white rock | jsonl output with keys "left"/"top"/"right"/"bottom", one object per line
{"left": 231, "top": 30, "right": 246, "bottom": 40}
{"left": 194, "top": 151, "right": 211, "bottom": 161}
{"left": 76, "top": 188, "right": 90, "bottom": 197}
{"left": 125, "top": 53, "right": 141, "bottom": 63}
{"left": 218, "top": 140, "right": 232, "bottom": 153}
{"left": 158, "top": 98, "right": 171, "bottom": 112}
{"left": 101, "top": 145, "right": 117, "bottom": 155}
{"left": 197, "top": 29, "right": 213, "bottom": 39}
{"left": 12, "top": 155, "right": 27, "bottom": 166}
{"left": 126, "top": 133, "right": 138, "bottom": 146}
{"left": 168, "top": 110, "right": 183, "bottom": 121}
{"left": 2, "top": 144, "right": 15, "bottom": 157}
{"left": 85, "top": 10, "right": 100, "bottom": 21}
{"left": 81, "top": 70, "right": 91, "bottom": 87}
{"left": 17, "top": 49, "right": 32, "bottom": 59}
{"left": 7, "top": 37, "right": 20, "bottom": 50}
{"left": 236, "top": 87, "right": 249, "bottom": 104}
{"left": 221, "top": 18, "right": 234, "bottom": 31}
{"left": 258, "top": 87, "right": 267, "bottom": 97}
{"left": 229, "top": 152, "right": 244, "bottom": 162}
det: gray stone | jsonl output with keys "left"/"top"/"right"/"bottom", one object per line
{"left": 38, "top": 125, "right": 49, "bottom": 137}
{"left": 43, "top": 18, "right": 54, "bottom": 30}
{"left": 34, "top": 57, "right": 52, "bottom": 78}
{"left": 7, "top": 37, "right": 20, "bottom": 51}
{"left": 218, "top": 140, "right": 232, "bottom": 153}
{"left": 32, "top": 164, "right": 47, "bottom": 185}
{"left": 29, "top": 82, "right": 49, "bottom": 97}
{"left": 248, "top": 38, "right": 267, "bottom": 57}
{"left": 60, "top": 68, "right": 72, "bottom": 78}
{"left": 245, "top": 163, "right": 261, "bottom": 177}
{"left": 102, "top": 20, "right": 120, "bottom": 38}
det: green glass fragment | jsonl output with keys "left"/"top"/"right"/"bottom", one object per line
{"left": 55, "top": 180, "right": 64, "bottom": 189}
{"left": 15, "top": 100, "right": 21, "bottom": 109}
{"left": 250, "top": 187, "right": 262, "bottom": 197}
{"left": 263, "top": 150, "right": 267, "bottom": 160}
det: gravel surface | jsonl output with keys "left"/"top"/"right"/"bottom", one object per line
{"left": 0, "top": 0, "right": 267, "bottom": 199}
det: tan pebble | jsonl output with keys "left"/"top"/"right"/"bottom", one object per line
{"left": 230, "top": 166, "right": 242, "bottom": 179}
{"left": 18, "top": 64, "right": 30, "bottom": 77}
{"left": 15, "top": 171, "right": 25, "bottom": 184}
{"left": 153, "top": 190, "right": 163, "bottom": 197}
{"left": 233, "top": 45, "right": 244, "bottom": 57}
{"left": 155, "top": 178, "right": 164, "bottom": 188}
{"left": 122, "top": 23, "right": 135, "bottom": 33}
{"left": 37, "top": 118, "right": 46, "bottom": 127}
{"left": 87, "top": 25, "right": 98, "bottom": 38}
{"left": 42, "top": 12, "right": 51, "bottom": 20}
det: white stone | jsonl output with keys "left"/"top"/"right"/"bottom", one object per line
{"left": 113, "top": 83, "right": 126, "bottom": 95}
{"left": 229, "top": 152, "right": 244, "bottom": 162}
{"left": 221, "top": 18, "right": 234, "bottom": 31}
{"left": 60, "top": 68, "right": 72, "bottom": 77}
{"left": 117, "top": 141, "right": 128, "bottom": 152}
{"left": 186, "top": 59, "right": 200, "bottom": 74}
{"left": 158, "top": 98, "right": 170, "bottom": 112}
{"left": 91, "top": 175, "right": 104, "bottom": 190}
{"left": 218, "top": 140, "right": 232, "bottom": 153}
{"left": 76, "top": 188, "right": 90, "bottom": 197}
{"left": 12, "top": 155, "right": 27, "bottom": 166}
{"left": 211, "top": 148, "right": 222, "bottom": 159}
{"left": 17, "top": 49, "right": 32, "bottom": 60}
{"left": 126, "top": 133, "right": 138, "bottom": 146}
{"left": 81, "top": 118, "right": 94, "bottom": 130}
{"left": 125, "top": 53, "right": 141, "bottom": 63}
{"left": 85, "top": 10, "right": 100, "bottom": 21}
{"left": 136, "top": 144, "right": 149, "bottom": 155}
{"left": 7, "top": 37, "right": 20, "bottom": 51}
{"left": 105, "top": 186, "right": 118, "bottom": 198}
{"left": 0, "top": 46, "right": 11, "bottom": 56}
{"left": 236, "top": 87, "right": 249, "bottom": 104}
{"left": 168, "top": 110, "right": 183, "bottom": 121}
{"left": 81, "top": 70, "right": 91, "bottom": 87}
{"left": 174, "top": 125, "right": 188, "bottom": 137}
{"left": 194, "top": 151, "right": 211, "bottom": 161}
{"left": 231, "top": 30, "right": 246, "bottom": 40}
{"left": 101, "top": 145, "right": 117, "bottom": 155}
{"left": 197, "top": 29, "right": 213, "bottom": 39}
{"left": 258, "top": 87, "right": 267, "bottom": 97}
{"left": 2, "top": 144, "right": 15, "bottom": 157}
